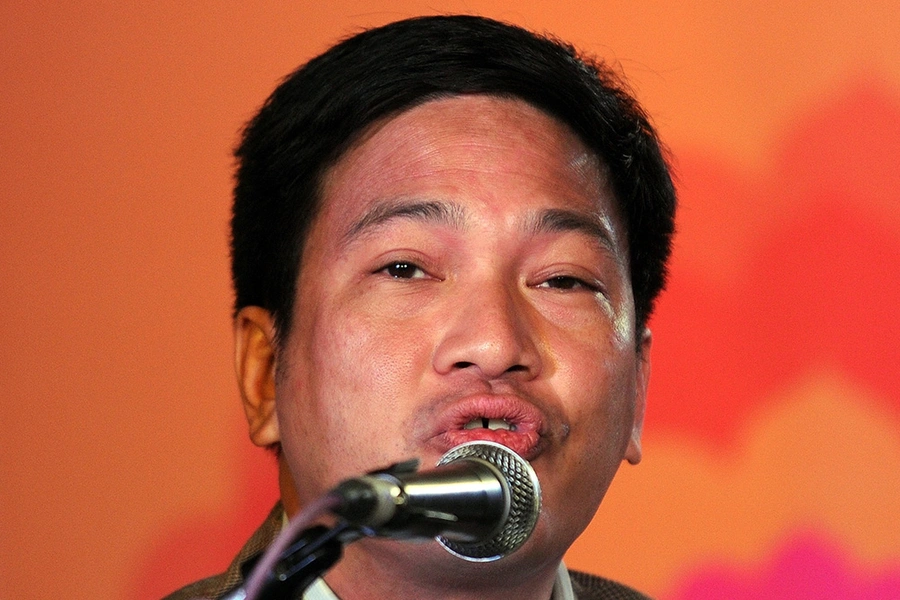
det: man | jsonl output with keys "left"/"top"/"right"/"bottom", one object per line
{"left": 167, "top": 14, "right": 675, "bottom": 600}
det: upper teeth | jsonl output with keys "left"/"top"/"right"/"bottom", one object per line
{"left": 463, "top": 418, "right": 515, "bottom": 431}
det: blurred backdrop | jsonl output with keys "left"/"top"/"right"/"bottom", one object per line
{"left": 2, "top": 2, "right": 899, "bottom": 599}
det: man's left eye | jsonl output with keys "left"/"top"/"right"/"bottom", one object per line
{"left": 538, "top": 276, "right": 598, "bottom": 291}
{"left": 380, "top": 262, "right": 426, "bottom": 279}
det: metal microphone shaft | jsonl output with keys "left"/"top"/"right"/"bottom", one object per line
{"left": 332, "top": 456, "right": 508, "bottom": 541}
{"left": 330, "top": 441, "right": 541, "bottom": 561}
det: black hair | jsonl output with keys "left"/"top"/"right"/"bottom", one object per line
{"left": 232, "top": 15, "right": 676, "bottom": 345}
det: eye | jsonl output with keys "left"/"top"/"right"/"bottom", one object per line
{"left": 378, "top": 261, "right": 427, "bottom": 279}
{"left": 537, "top": 275, "right": 600, "bottom": 292}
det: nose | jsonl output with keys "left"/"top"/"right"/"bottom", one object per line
{"left": 432, "top": 280, "right": 543, "bottom": 381}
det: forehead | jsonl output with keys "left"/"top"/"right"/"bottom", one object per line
{"left": 318, "top": 95, "right": 616, "bottom": 225}
{"left": 343, "top": 94, "right": 596, "bottom": 159}
{"left": 304, "top": 95, "right": 628, "bottom": 262}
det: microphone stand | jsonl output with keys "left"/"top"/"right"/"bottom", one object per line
{"left": 221, "top": 521, "right": 362, "bottom": 600}
{"left": 218, "top": 458, "right": 419, "bottom": 600}
{"left": 217, "top": 443, "right": 537, "bottom": 599}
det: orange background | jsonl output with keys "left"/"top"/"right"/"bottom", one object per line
{"left": 2, "top": 2, "right": 899, "bottom": 599}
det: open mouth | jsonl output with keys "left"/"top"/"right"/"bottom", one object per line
{"left": 428, "top": 396, "right": 545, "bottom": 460}
{"left": 462, "top": 417, "right": 517, "bottom": 432}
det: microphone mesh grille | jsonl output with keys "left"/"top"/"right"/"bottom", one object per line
{"left": 435, "top": 441, "right": 541, "bottom": 561}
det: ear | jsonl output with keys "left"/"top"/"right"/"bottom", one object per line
{"left": 624, "top": 327, "right": 652, "bottom": 465}
{"left": 234, "top": 306, "right": 281, "bottom": 448}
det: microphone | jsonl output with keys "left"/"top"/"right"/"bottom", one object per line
{"left": 330, "top": 441, "right": 541, "bottom": 561}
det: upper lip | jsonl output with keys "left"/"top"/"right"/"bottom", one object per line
{"left": 421, "top": 393, "right": 549, "bottom": 460}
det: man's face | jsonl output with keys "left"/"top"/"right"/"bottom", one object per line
{"left": 271, "top": 95, "right": 648, "bottom": 566}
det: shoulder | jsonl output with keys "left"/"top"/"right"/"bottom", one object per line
{"left": 568, "top": 569, "right": 653, "bottom": 600}
{"left": 162, "top": 503, "right": 285, "bottom": 600}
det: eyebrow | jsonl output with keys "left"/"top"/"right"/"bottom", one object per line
{"left": 342, "top": 199, "right": 466, "bottom": 245}
{"left": 341, "top": 200, "right": 619, "bottom": 257}
{"left": 525, "top": 208, "right": 618, "bottom": 254}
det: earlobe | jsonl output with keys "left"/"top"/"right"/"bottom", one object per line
{"left": 625, "top": 328, "right": 652, "bottom": 465}
{"left": 234, "top": 306, "right": 281, "bottom": 448}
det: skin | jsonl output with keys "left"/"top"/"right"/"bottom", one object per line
{"left": 235, "top": 95, "right": 651, "bottom": 600}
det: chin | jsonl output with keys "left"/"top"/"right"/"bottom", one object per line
{"left": 348, "top": 512, "right": 571, "bottom": 585}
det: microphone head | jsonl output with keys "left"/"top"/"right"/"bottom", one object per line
{"left": 435, "top": 441, "right": 541, "bottom": 562}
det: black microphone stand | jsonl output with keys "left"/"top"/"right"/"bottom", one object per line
{"left": 218, "top": 459, "right": 420, "bottom": 600}
{"left": 221, "top": 521, "right": 362, "bottom": 600}
{"left": 216, "top": 444, "right": 537, "bottom": 599}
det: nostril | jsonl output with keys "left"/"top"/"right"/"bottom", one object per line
{"left": 453, "top": 361, "right": 529, "bottom": 373}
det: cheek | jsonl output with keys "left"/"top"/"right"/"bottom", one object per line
{"left": 311, "top": 306, "right": 427, "bottom": 396}
{"left": 287, "top": 304, "right": 432, "bottom": 457}
{"left": 556, "top": 334, "right": 638, "bottom": 456}
{"left": 276, "top": 312, "right": 424, "bottom": 494}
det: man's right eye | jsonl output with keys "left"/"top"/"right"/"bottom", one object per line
{"left": 379, "top": 262, "right": 426, "bottom": 279}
